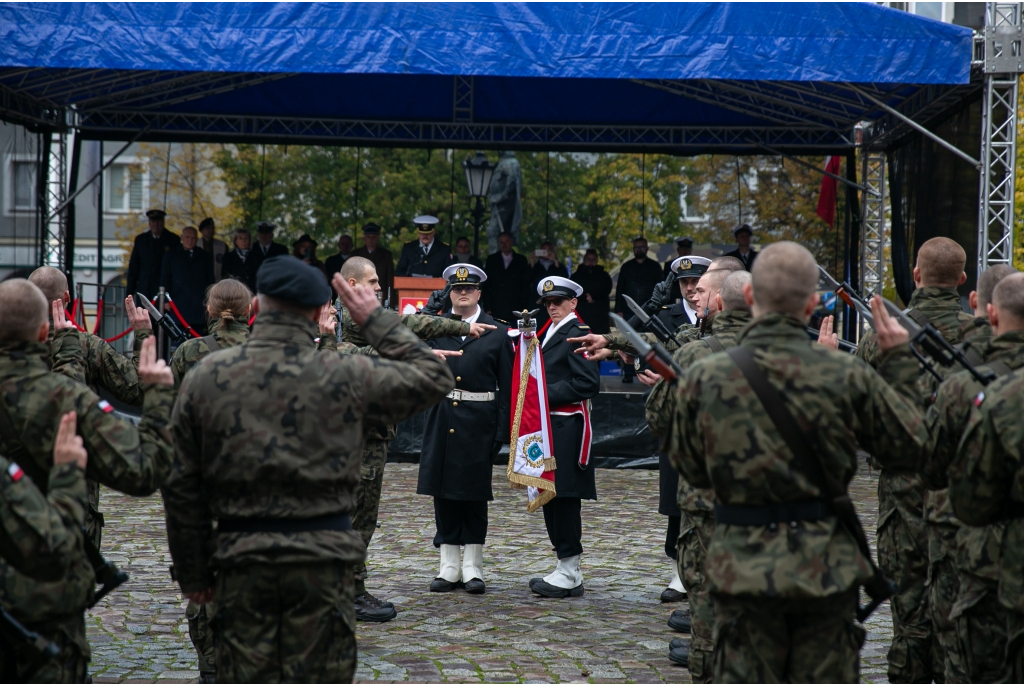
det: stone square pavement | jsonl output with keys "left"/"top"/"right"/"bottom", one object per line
{"left": 87, "top": 461, "right": 891, "bottom": 683}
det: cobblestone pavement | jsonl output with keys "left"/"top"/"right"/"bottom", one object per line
{"left": 88, "top": 460, "right": 892, "bottom": 683}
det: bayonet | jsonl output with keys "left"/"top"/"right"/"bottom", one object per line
{"left": 610, "top": 313, "right": 684, "bottom": 381}
{"left": 137, "top": 293, "right": 188, "bottom": 346}
{"left": 622, "top": 294, "right": 679, "bottom": 348}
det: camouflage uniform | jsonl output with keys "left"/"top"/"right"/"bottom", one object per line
{"left": 949, "top": 362, "right": 1024, "bottom": 682}
{"left": 0, "top": 330, "right": 174, "bottom": 681}
{"left": 670, "top": 313, "right": 928, "bottom": 682}
{"left": 163, "top": 309, "right": 454, "bottom": 682}
{"left": 0, "top": 456, "right": 87, "bottom": 580}
{"left": 857, "top": 286, "right": 972, "bottom": 683}
{"left": 602, "top": 321, "right": 699, "bottom": 356}
{"left": 49, "top": 326, "right": 151, "bottom": 549}
{"left": 645, "top": 309, "right": 750, "bottom": 683}
{"left": 170, "top": 318, "right": 251, "bottom": 680}
{"left": 340, "top": 306, "right": 469, "bottom": 595}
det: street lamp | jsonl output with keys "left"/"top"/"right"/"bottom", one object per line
{"left": 462, "top": 151, "right": 495, "bottom": 257}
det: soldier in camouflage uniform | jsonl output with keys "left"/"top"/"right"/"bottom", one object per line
{"left": 0, "top": 412, "right": 88, "bottom": 581}
{"left": 0, "top": 278, "right": 175, "bottom": 682}
{"left": 162, "top": 257, "right": 454, "bottom": 682}
{"left": 30, "top": 266, "right": 153, "bottom": 549}
{"left": 643, "top": 269, "right": 751, "bottom": 681}
{"left": 948, "top": 276, "right": 1024, "bottom": 682}
{"left": 919, "top": 265, "right": 1018, "bottom": 683}
{"left": 856, "top": 237, "right": 973, "bottom": 683}
{"left": 669, "top": 243, "right": 928, "bottom": 682}
{"left": 336, "top": 257, "right": 485, "bottom": 622}
{"left": 938, "top": 273, "right": 1024, "bottom": 682}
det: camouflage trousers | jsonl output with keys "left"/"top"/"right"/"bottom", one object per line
{"left": 952, "top": 576, "right": 1024, "bottom": 683}
{"left": 677, "top": 511, "right": 714, "bottom": 684}
{"left": 352, "top": 438, "right": 388, "bottom": 596}
{"left": 927, "top": 521, "right": 967, "bottom": 683}
{"left": 0, "top": 611, "right": 89, "bottom": 683}
{"left": 186, "top": 600, "right": 217, "bottom": 676}
{"left": 876, "top": 477, "right": 941, "bottom": 683}
{"left": 214, "top": 561, "right": 356, "bottom": 683}
{"left": 712, "top": 590, "right": 864, "bottom": 684}
{"left": 85, "top": 478, "right": 103, "bottom": 549}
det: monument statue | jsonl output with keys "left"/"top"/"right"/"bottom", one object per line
{"left": 486, "top": 151, "right": 523, "bottom": 254}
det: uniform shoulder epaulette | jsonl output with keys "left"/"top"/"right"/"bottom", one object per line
{"left": 661, "top": 305, "right": 671, "bottom": 310}
{"left": 575, "top": 324, "right": 590, "bottom": 330}
{"left": 493, "top": 318, "right": 508, "bottom": 325}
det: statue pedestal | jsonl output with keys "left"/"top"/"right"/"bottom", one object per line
{"left": 395, "top": 276, "right": 447, "bottom": 314}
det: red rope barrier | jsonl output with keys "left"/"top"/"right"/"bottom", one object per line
{"left": 165, "top": 299, "right": 201, "bottom": 339}
{"left": 93, "top": 298, "right": 104, "bottom": 335}
{"left": 63, "top": 308, "right": 86, "bottom": 332}
{"left": 104, "top": 327, "right": 133, "bottom": 343}
{"left": 248, "top": 313, "right": 257, "bottom": 326}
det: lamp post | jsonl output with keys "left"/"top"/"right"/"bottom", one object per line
{"left": 462, "top": 151, "right": 495, "bottom": 257}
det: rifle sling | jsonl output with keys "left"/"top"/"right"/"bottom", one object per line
{"left": 725, "top": 346, "right": 889, "bottom": 597}
{"left": 201, "top": 335, "right": 220, "bottom": 353}
{"left": 703, "top": 335, "right": 725, "bottom": 354}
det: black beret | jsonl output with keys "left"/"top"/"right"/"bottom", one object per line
{"left": 256, "top": 256, "right": 332, "bottom": 308}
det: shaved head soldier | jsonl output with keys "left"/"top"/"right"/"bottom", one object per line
{"left": 162, "top": 256, "right": 455, "bottom": 682}
{"left": 670, "top": 241, "right": 927, "bottom": 682}
{"left": 856, "top": 236, "right": 973, "bottom": 683}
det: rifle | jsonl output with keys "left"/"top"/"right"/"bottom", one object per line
{"left": 137, "top": 293, "right": 188, "bottom": 347}
{"left": 81, "top": 528, "right": 129, "bottom": 607}
{"left": 609, "top": 313, "right": 684, "bottom": 381}
{"left": 622, "top": 295, "right": 681, "bottom": 349}
{"left": 817, "top": 267, "right": 944, "bottom": 382}
{"left": 804, "top": 326, "right": 858, "bottom": 353}
{"left": 0, "top": 604, "right": 59, "bottom": 663}
{"left": 334, "top": 298, "right": 343, "bottom": 344}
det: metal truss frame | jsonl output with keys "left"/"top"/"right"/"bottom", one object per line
{"left": 860, "top": 152, "right": 887, "bottom": 302}
{"left": 43, "top": 125, "right": 69, "bottom": 268}
{"left": 977, "top": 2, "right": 1024, "bottom": 272}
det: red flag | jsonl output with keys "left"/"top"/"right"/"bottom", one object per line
{"left": 816, "top": 155, "right": 843, "bottom": 227}
{"left": 507, "top": 321, "right": 557, "bottom": 513}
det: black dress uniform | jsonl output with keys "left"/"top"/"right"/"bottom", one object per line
{"left": 161, "top": 244, "right": 215, "bottom": 335}
{"left": 528, "top": 276, "right": 601, "bottom": 598}
{"left": 396, "top": 215, "right": 453, "bottom": 278}
{"left": 126, "top": 226, "right": 181, "bottom": 300}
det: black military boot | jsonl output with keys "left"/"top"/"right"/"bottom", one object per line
{"left": 667, "top": 607, "right": 691, "bottom": 633}
{"left": 668, "top": 639, "right": 690, "bottom": 667}
{"left": 354, "top": 593, "right": 397, "bottom": 622}
{"left": 361, "top": 590, "right": 394, "bottom": 609}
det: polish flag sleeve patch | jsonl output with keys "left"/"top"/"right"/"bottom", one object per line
{"left": 98, "top": 400, "right": 114, "bottom": 414}
{"left": 6, "top": 462, "right": 24, "bottom": 482}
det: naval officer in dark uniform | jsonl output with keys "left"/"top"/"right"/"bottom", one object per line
{"left": 127, "top": 208, "right": 180, "bottom": 301}
{"left": 528, "top": 276, "right": 601, "bottom": 598}
{"left": 418, "top": 263, "right": 514, "bottom": 594}
{"left": 396, "top": 215, "right": 454, "bottom": 278}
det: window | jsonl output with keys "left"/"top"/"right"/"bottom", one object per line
{"left": 106, "top": 163, "right": 144, "bottom": 212}
{"left": 12, "top": 161, "right": 35, "bottom": 210}
{"left": 915, "top": 2, "right": 943, "bottom": 21}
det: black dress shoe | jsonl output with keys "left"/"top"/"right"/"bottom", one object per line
{"left": 354, "top": 593, "right": 397, "bottom": 622}
{"left": 429, "top": 577, "right": 463, "bottom": 592}
{"left": 667, "top": 607, "right": 691, "bottom": 633}
{"left": 464, "top": 577, "right": 486, "bottom": 594}
{"left": 660, "top": 587, "right": 687, "bottom": 603}
{"left": 530, "top": 579, "right": 584, "bottom": 598}
{"left": 668, "top": 641, "right": 690, "bottom": 667}
{"left": 361, "top": 591, "right": 394, "bottom": 609}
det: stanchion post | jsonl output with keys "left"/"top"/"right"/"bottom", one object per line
{"left": 157, "top": 287, "right": 166, "bottom": 361}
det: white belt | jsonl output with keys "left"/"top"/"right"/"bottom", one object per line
{"left": 447, "top": 389, "right": 495, "bottom": 402}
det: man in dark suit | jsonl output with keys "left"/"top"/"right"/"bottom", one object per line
{"left": 616, "top": 236, "right": 664, "bottom": 317}
{"left": 482, "top": 231, "right": 532, "bottom": 322}
{"left": 324, "top": 234, "right": 354, "bottom": 280}
{"left": 351, "top": 223, "right": 396, "bottom": 307}
{"left": 723, "top": 224, "right": 758, "bottom": 271}
{"left": 160, "top": 225, "right": 214, "bottom": 335}
{"left": 452, "top": 236, "right": 483, "bottom": 269}
{"left": 663, "top": 236, "right": 694, "bottom": 278}
{"left": 418, "top": 263, "right": 513, "bottom": 595}
{"left": 528, "top": 276, "right": 600, "bottom": 598}
{"left": 571, "top": 249, "right": 612, "bottom": 334}
{"left": 250, "top": 221, "right": 289, "bottom": 275}
{"left": 396, "top": 215, "right": 453, "bottom": 278}
{"left": 127, "top": 208, "right": 180, "bottom": 301}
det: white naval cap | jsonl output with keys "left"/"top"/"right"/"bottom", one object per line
{"left": 414, "top": 215, "right": 440, "bottom": 232}
{"left": 536, "top": 275, "right": 583, "bottom": 300}
{"left": 670, "top": 255, "right": 712, "bottom": 279}
{"left": 442, "top": 263, "right": 487, "bottom": 285}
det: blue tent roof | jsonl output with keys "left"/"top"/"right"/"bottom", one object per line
{"left": 0, "top": 2, "right": 976, "bottom": 153}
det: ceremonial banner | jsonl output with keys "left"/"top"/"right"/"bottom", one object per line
{"left": 507, "top": 324, "right": 556, "bottom": 512}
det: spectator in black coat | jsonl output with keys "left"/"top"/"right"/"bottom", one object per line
{"left": 250, "top": 221, "right": 289, "bottom": 275}
{"left": 126, "top": 208, "right": 180, "bottom": 301}
{"left": 324, "top": 235, "right": 354, "bottom": 280}
{"left": 160, "top": 225, "right": 215, "bottom": 335}
{"left": 452, "top": 236, "right": 483, "bottom": 268}
{"left": 663, "top": 236, "right": 694, "bottom": 278}
{"left": 723, "top": 224, "right": 758, "bottom": 271}
{"left": 571, "top": 249, "right": 613, "bottom": 334}
{"left": 222, "top": 228, "right": 258, "bottom": 292}
{"left": 482, "top": 232, "right": 532, "bottom": 323}
{"left": 615, "top": 236, "right": 664, "bottom": 314}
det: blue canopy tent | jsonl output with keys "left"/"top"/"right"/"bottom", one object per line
{"left": 0, "top": 2, "right": 975, "bottom": 153}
